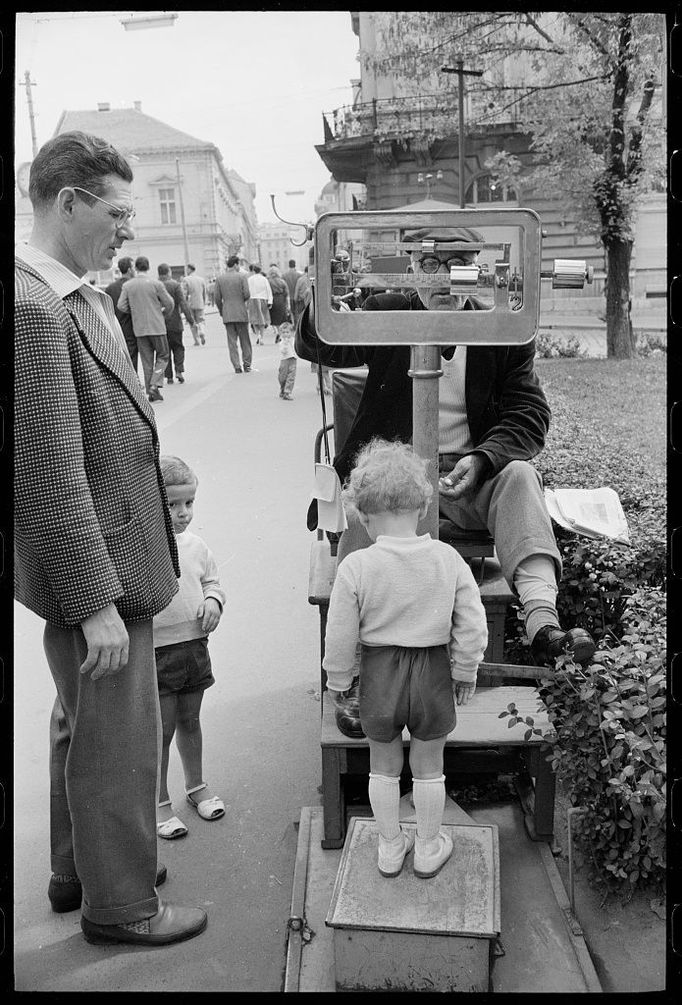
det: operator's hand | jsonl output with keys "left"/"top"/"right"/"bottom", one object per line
{"left": 439, "top": 454, "right": 487, "bottom": 501}
{"left": 453, "top": 680, "right": 477, "bottom": 706}
{"left": 198, "top": 597, "right": 222, "bottom": 634}
{"left": 79, "top": 603, "right": 129, "bottom": 680}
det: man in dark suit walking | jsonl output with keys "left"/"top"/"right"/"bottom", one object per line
{"left": 15, "top": 130, "right": 207, "bottom": 947}
{"left": 213, "top": 254, "right": 252, "bottom": 373}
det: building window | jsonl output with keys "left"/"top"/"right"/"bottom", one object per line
{"left": 466, "top": 174, "right": 517, "bottom": 204}
{"left": 159, "top": 187, "right": 177, "bottom": 225}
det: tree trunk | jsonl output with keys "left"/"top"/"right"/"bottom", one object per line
{"left": 604, "top": 237, "right": 636, "bottom": 359}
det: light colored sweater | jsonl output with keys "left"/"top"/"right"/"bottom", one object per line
{"left": 153, "top": 530, "right": 225, "bottom": 647}
{"left": 322, "top": 534, "right": 488, "bottom": 692}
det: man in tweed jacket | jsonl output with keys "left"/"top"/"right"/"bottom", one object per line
{"left": 15, "top": 131, "right": 207, "bottom": 946}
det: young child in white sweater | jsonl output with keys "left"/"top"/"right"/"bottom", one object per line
{"left": 323, "top": 438, "right": 488, "bottom": 879}
{"left": 154, "top": 455, "right": 226, "bottom": 840}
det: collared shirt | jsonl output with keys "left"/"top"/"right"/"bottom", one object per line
{"left": 15, "top": 242, "right": 129, "bottom": 356}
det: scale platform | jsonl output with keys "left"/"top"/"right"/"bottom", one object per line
{"left": 284, "top": 797, "right": 602, "bottom": 993}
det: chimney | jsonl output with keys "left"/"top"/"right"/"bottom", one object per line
{"left": 134, "top": 101, "right": 142, "bottom": 111}
{"left": 97, "top": 102, "right": 111, "bottom": 112}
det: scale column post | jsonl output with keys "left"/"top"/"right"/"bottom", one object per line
{"left": 409, "top": 344, "right": 442, "bottom": 539}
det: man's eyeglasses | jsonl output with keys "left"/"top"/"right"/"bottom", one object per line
{"left": 71, "top": 186, "right": 136, "bottom": 228}
{"left": 416, "top": 254, "right": 475, "bottom": 274}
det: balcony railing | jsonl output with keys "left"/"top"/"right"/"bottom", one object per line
{"left": 323, "top": 89, "right": 526, "bottom": 145}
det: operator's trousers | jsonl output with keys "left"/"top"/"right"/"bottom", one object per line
{"left": 338, "top": 457, "right": 562, "bottom": 592}
{"left": 45, "top": 618, "right": 161, "bottom": 925}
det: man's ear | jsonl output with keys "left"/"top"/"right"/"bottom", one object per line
{"left": 57, "top": 187, "right": 77, "bottom": 220}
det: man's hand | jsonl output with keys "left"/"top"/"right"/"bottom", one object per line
{"left": 79, "top": 603, "right": 129, "bottom": 680}
{"left": 198, "top": 597, "right": 222, "bottom": 634}
{"left": 453, "top": 680, "right": 477, "bottom": 706}
{"left": 439, "top": 454, "right": 487, "bottom": 501}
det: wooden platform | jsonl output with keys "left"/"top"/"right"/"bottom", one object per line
{"left": 320, "top": 685, "right": 555, "bottom": 849}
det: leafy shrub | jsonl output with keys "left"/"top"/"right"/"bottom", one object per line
{"left": 635, "top": 331, "right": 666, "bottom": 357}
{"left": 501, "top": 587, "right": 666, "bottom": 895}
{"left": 535, "top": 330, "right": 589, "bottom": 358}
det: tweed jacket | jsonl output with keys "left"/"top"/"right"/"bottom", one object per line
{"left": 213, "top": 269, "right": 251, "bottom": 323}
{"left": 15, "top": 258, "right": 180, "bottom": 627}
{"left": 295, "top": 291, "right": 551, "bottom": 527}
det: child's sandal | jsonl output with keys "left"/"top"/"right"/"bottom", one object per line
{"left": 186, "top": 783, "right": 225, "bottom": 821}
{"left": 157, "top": 799, "right": 188, "bottom": 840}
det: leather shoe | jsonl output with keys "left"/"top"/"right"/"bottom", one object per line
{"left": 81, "top": 901, "right": 207, "bottom": 946}
{"left": 49, "top": 863, "right": 167, "bottom": 914}
{"left": 334, "top": 677, "right": 364, "bottom": 738}
{"left": 148, "top": 388, "right": 164, "bottom": 402}
{"left": 531, "top": 625, "right": 596, "bottom": 667}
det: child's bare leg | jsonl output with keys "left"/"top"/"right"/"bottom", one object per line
{"left": 157, "top": 693, "right": 178, "bottom": 821}
{"left": 174, "top": 690, "right": 215, "bottom": 796}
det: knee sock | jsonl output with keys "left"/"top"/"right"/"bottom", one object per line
{"left": 368, "top": 772, "right": 401, "bottom": 841}
{"left": 513, "top": 555, "right": 560, "bottom": 642}
{"left": 412, "top": 775, "right": 446, "bottom": 844}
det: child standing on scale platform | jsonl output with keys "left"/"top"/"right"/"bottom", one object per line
{"left": 154, "top": 455, "right": 227, "bottom": 840}
{"left": 277, "top": 320, "right": 297, "bottom": 400}
{"left": 322, "top": 439, "right": 488, "bottom": 878}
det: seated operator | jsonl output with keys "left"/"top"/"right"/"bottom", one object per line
{"left": 295, "top": 225, "right": 596, "bottom": 670}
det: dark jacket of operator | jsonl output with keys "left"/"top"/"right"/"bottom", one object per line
{"left": 295, "top": 290, "right": 551, "bottom": 530}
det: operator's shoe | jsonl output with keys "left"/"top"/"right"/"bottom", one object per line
{"left": 334, "top": 677, "right": 365, "bottom": 739}
{"left": 531, "top": 625, "right": 596, "bottom": 667}
{"left": 49, "top": 864, "right": 167, "bottom": 913}
{"left": 414, "top": 831, "right": 454, "bottom": 879}
{"left": 378, "top": 829, "right": 415, "bottom": 878}
{"left": 81, "top": 901, "right": 207, "bottom": 946}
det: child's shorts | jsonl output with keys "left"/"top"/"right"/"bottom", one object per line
{"left": 155, "top": 637, "right": 215, "bottom": 697}
{"left": 358, "top": 643, "right": 456, "bottom": 743}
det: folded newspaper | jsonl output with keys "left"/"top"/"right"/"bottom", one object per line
{"left": 544, "top": 487, "right": 630, "bottom": 545}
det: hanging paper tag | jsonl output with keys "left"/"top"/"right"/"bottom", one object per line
{"left": 314, "top": 462, "right": 348, "bottom": 533}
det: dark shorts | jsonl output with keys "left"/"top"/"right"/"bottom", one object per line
{"left": 358, "top": 643, "right": 456, "bottom": 743}
{"left": 155, "top": 637, "right": 214, "bottom": 697}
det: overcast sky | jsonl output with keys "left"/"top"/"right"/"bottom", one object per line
{"left": 14, "top": 10, "right": 360, "bottom": 224}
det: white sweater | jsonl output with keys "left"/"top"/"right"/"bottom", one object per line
{"left": 322, "top": 534, "right": 488, "bottom": 692}
{"left": 153, "top": 530, "right": 226, "bottom": 647}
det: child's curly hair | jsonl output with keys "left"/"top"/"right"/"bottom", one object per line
{"left": 160, "top": 455, "right": 198, "bottom": 489}
{"left": 342, "top": 438, "right": 433, "bottom": 515}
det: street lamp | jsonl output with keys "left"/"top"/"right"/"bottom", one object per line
{"left": 417, "top": 169, "right": 443, "bottom": 200}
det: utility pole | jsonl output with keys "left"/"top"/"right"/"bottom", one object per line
{"left": 20, "top": 70, "right": 39, "bottom": 158}
{"left": 441, "top": 60, "right": 483, "bottom": 208}
{"left": 175, "top": 157, "right": 191, "bottom": 273}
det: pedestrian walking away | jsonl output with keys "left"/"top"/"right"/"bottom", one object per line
{"left": 213, "top": 254, "right": 253, "bottom": 373}
{"left": 247, "top": 263, "right": 272, "bottom": 345}
{"left": 282, "top": 258, "right": 302, "bottom": 317}
{"left": 154, "top": 456, "right": 227, "bottom": 841}
{"left": 292, "top": 265, "right": 311, "bottom": 328}
{"left": 295, "top": 224, "right": 596, "bottom": 681}
{"left": 183, "top": 263, "right": 208, "bottom": 345}
{"left": 267, "top": 265, "right": 291, "bottom": 336}
{"left": 158, "top": 263, "right": 193, "bottom": 384}
{"left": 323, "top": 439, "right": 488, "bottom": 878}
{"left": 15, "top": 128, "right": 207, "bottom": 947}
{"left": 117, "top": 255, "right": 173, "bottom": 402}
{"left": 104, "top": 255, "right": 139, "bottom": 375}
{"left": 276, "top": 320, "right": 297, "bottom": 400}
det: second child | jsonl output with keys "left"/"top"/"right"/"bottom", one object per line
{"left": 323, "top": 439, "right": 488, "bottom": 879}
{"left": 154, "top": 455, "right": 227, "bottom": 840}
{"left": 277, "top": 320, "right": 297, "bottom": 400}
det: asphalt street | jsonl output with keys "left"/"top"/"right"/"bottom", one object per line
{"left": 13, "top": 310, "right": 327, "bottom": 992}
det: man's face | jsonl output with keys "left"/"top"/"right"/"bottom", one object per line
{"left": 410, "top": 248, "right": 479, "bottom": 312}
{"left": 65, "top": 174, "right": 135, "bottom": 275}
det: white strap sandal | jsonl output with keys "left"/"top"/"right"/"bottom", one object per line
{"left": 186, "top": 783, "right": 225, "bottom": 821}
{"left": 157, "top": 800, "right": 188, "bottom": 840}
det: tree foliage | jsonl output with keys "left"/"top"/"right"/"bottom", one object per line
{"left": 358, "top": 11, "right": 666, "bottom": 359}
